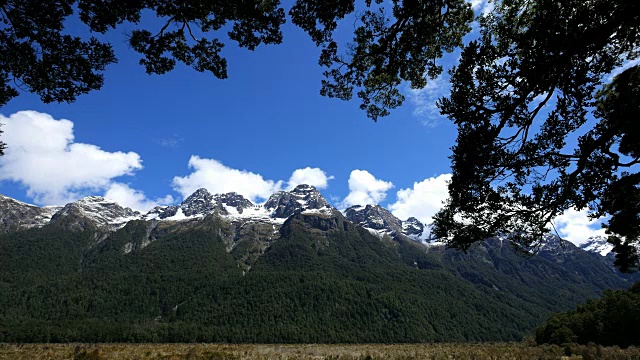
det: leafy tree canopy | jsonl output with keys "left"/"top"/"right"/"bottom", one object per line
{"left": 0, "top": 0, "right": 473, "bottom": 153}
{"left": 0, "top": 0, "right": 473, "bottom": 116}
{"left": 432, "top": 0, "right": 640, "bottom": 270}
{"left": 2, "top": 0, "right": 638, "bottom": 272}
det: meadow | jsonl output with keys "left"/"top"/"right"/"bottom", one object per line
{"left": 2, "top": 343, "right": 640, "bottom": 360}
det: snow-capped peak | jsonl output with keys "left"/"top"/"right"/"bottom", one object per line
{"left": 345, "top": 204, "right": 402, "bottom": 237}
{"left": 213, "top": 192, "right": 254, "bottom": 214}
{"left": 264, "top": 184, "right": 330, "bottom": 219}
{"left": 0, "top": 194, "right": 62, "bottom": 232}
{"left": 180, "top": 188, "right": 217, "bottom": 217}
{"left": 401, "top": 217, "right": 436, "bottom": 243}
{"left": 580, "top": 236, "right": 614, "bottom": 256}
{"left": 146, "top": 184, "right": 334, "bottom": 224}
{"left": 344, "top": 204, "right": 439, "bottom": 245}
{"left": 50, "top": 196, "right": 141, "bottom": 230}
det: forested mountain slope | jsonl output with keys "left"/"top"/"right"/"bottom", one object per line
{"left": 0, "top": 188, "right": 636, "bottom": 343}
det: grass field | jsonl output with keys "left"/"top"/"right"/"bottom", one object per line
{"left": 1, "top": 343, "right": 640, "bottom": 360}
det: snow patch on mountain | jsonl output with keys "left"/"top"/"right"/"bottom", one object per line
{"left": 143, "top": 184, "right": 334, "bottom": 227}
{"left": 0, "top": 194, "right": 62, "bottom": 232}
{"left": 580, "top": 236, "right": 614, "bottom": 256}
{"left": 345, "top": 204, "right": 442, "bottom": 245}
{"left": 51, "top": 196, "right": 142, "bottom": 230}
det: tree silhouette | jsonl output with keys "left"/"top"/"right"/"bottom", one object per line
{"left": 432, "top": 0, "right": 640, "bottom": 270}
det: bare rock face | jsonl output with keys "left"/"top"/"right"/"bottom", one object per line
{"left": 146, "top": 205, "right": 178, "bottom": 220}
{"left": 146, "top": 189, "right": 255, "bottom": 219}
{"left": 344, "top": 205, "right": 436, "bottom": 244}
{"left": 344, "top": 204, "right": 403, "bottom": 236}
{"left": 214, "top": 192, "right": 254, "bottom": 214}
{"left": 180, "top": 188, "right": 217, "bottom": 217}
{"left": 402, "top": 217, "right": 424, "bottom": 237}
{"left": 0, "top": 194, "right": 60, "bottom": 233}
{"left": 265, "top": 184, "right": 330, "bottom": 218}
{"left": 49, "top": 196, "right": 140, "bottom": 231}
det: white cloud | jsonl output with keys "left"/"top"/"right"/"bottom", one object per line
{"left": 471, "top": 0, "right": 494, "bottom": 14}
{"left": 104, "top": 183, "right": 174, "bottom": 212}
{"left": 0, "top": 111, "right": 143, "bottom": 205}
{"left": 172, "top": 157, "right": 336, "bottom": 203}
{"left": 172, "top": 156, "right": 284, "bottom": 203}
{"left": 389, "top": 174, "right": 451, "bottom": 224}
{"left": 340, "top": 170, "right": 394, "bottom": 209}
{"left": 553, "top": 208, "right": 606, "bottom": 245}
{"left": 287, "top": 167, "right": 334, "bottom": 190}
{"left": 408, "top": 71, "right": 450, "bottom": 127}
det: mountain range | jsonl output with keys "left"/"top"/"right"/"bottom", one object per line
{"left": 0, "top": 185, "right": 636, "bottom": 343}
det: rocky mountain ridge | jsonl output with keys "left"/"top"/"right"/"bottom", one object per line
{"left": 343, "top": 204, "right": 438, "bottom": 244}
{"left": 2, "top": 185, "right": 639, "bottom": 344}
{"left": 0, "top": 187, "right": 619, "bottom": 258}
{"left": 0, "top": 194, "right": 60, "bottom": 233}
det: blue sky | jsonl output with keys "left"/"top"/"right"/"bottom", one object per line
{"left": 0, "top": 0, "right": 621, "bottom": 244}
{"left": 0, "top": 6, "right": 458, "bottom": 208}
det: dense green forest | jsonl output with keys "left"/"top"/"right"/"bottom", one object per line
{"left": 0, "top": 213, "right": 635, "bottom": 343}
{"left": 536, "top": 282, "right": 640, "bottom": 347}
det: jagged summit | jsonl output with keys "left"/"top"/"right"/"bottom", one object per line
{"left": 264, "top": 184, "right": 330, "bottom": 218}
{"left": 345, "top": 204, "right": 402, "bottom": 237}
{"left": 145, "top": 189, "right": 256, "bottom": 220}
{"left": 344, "top": 204, "right": 435, "bottom": 243}
{"left": 520, "top": 233, "right": 578, "bottom": 257}
{"left": 0, "top": 188, "right": 608, "bottom": 259}
{"left": 214, "top": 192, "right": 254, "bottom": 212}
{"left": 401, "top": 217, "right": 437, "bottom": 243}
{"left": 580, "top": 236, "right": 614, "bottom": 256}
{"left": 145, "top": 184, "right": 334, "bottom": 222}
{"left": 174, "top": 188, "right": 217, "bottom": 217}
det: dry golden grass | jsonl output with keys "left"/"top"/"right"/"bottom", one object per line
{"left": 1, "top": 343, "right": 639, "bottom": 360}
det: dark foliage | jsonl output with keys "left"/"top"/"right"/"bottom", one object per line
{"left": 0, "top": 213, "right": 635, "bottom": 343}
{"left": 536, "top": 282, "right": 640, "bottom": 347}
{"left": 433, "top": 0, "right": 640, "bottom": 270}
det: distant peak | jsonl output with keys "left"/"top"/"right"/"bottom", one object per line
{"left": 265, "top": 184, "right": 329, "bottom": 218}
{"left": 0, "top": 194, "right": 38, "bottom": 207}
{"left": 185, "top": 188, "right": 213, "bottom": 199}
{"left": 291, "top": 184, "right": 318, "bottom": 192}
{"left": 344, "top": 203, "right": 402, "bottom": 235}
{"left": 580, "top": 236, "right": 614, "bottom": 256}
{"left": 78, "top": 195, "right": 107, "bottom": 202}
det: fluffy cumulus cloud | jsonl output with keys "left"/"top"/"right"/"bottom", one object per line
{"left": 389, "top": 174, "right": 451, "bottom": 224}
{"left": 553, "top": 208, "right": 606, "bottom": 245}
{"left": 104, "top": 183, "right": 174, "bottom": 213}
{"left": 0, "top": 111, "right": 145, "bottom": 205}
{"left": 286, "top": 167, "right": 334, "bottom": 190}
{"left": 340, "top": 170, "right": 394, "bottom": 209}
{"left": 173, "top": 157, "right": 336, "bottom": 203}
{"left": 172, "top": 156, "right": 274, "bottom": 203}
